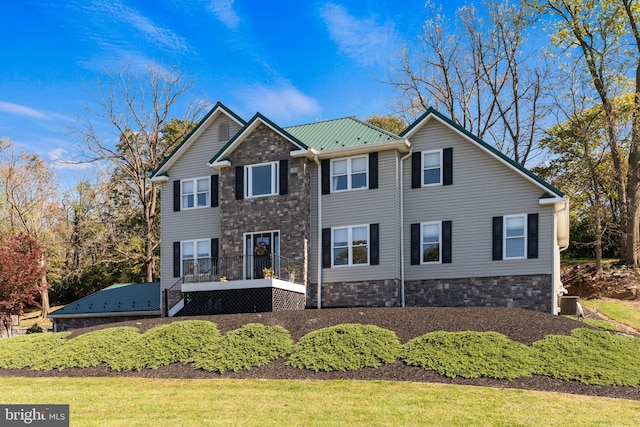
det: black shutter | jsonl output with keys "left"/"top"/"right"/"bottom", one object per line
{"left": 527, "top": 213, "right": 539, "bottom": 259}
{"left": 443, "top": 148, "right": 453, "bottom": 186}
{"left": 173, "top": 180, "right": 181, "bottom": 212}
{"left": 279, "top": 159, "right": 288, "bottom": 195}
{"left": 321, "top": 160, "right": 330, "bottom": 195}
{"left": 493, "top": 216, "right": 503, "bottom": 261}
{"left": 410, "top": 223, "right": 420, "bottom": 265}
{"left": 235, "top": 166, "right": 244, "bottom": 200}
{"left": 442, "top": 221, "right": 452, "bottom": 263}
{"left": 211, "top": 238, "right": 219, "bottom": 260}
{"left": 369, "top": 152, "right": 378, "bottom": 189}
{"left": 411, "top": 152, "right": 421, "bottom": 188}
{"left": 322, "top": 228, "right": 332, "bottom": 268}
{"left": 211, "top": 175, "right": 219, "bottom": 207}
{"left": 211, "top": 238, "right": 219, "bottom": 276}
{"left": 370, "top": 223, "right": 379, "bottom": 265}
{"left": 173, "top": 242, "right": 181, "bottom": 278}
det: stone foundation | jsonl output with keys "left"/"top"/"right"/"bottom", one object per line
{"left": 51, "top": 315, "right": 160, "bottom": 332}
{"left": 308, "top": 274, "right": 553, "bottom": 312}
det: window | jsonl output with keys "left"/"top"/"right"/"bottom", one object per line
{"left": 422, "top": 150, "right": 442, "bottom": 186}
{"left": 181, "top": 239, "right": 211, "bottom": 276}
{"left": 504, "top": 215, "right": 526, "bottom": 259}
{"left": 245, "top": 162, "right": 279, "bottom": 198}
{"left": 332, "top": 225, "right": 369, "bottom": 266}
{"left": 421, "top": 222, "right": 441, "bottom": 263}
{"left": 331, "top": 156, "right": 368, "bottom": 192}
{"left": 181, "top": 178, "right": 210, "bottom": 209}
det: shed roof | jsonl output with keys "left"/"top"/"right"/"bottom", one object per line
{"left": 284, "top": 117, "right": 401, "bottom": 152}
{"left": 49, "top": 282, "right": 160, "bottom": 318}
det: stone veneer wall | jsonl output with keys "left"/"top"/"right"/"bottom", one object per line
{"left": 308, "top": 274, "right": 553, "bottom": 312}
{"left": 52, "top": 315, "right": 160, "bottom": 332}
{"left": 219, "top": 124, "right": 310, "bottom": 266}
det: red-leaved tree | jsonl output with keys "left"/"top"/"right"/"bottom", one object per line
{"left": 0, "top": 233, "right": 46, "bottom": 337}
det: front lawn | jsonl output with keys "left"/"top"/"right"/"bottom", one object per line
{"left": 1, "top": 377, "right": 639, "bottom": 426}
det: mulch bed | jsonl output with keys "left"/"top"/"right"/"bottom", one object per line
{"left": 2, "top": 307, "right": 639, "bottom": 401}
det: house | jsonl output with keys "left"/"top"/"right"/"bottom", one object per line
{"left": 150, "top": 102, "right": 569, "bottom": 317}
{"left": 48, "top": 282, "right": 161, "bottom": 331}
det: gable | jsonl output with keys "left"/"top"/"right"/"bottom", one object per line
{"left": 151, "top": 102, "right": 245, "bottom": 180}
{"left": 402, "top": 108, "right": 564, "bottom": 199}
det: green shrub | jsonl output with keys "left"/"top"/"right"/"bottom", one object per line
{"left": 112, "top": 320, "right": 222, "bottom": 371}
{"left": 287, "top": 324, "right": 401, "bottom": 372}
{"left": 32, "top": 327, "right": 140, "bottom": 370}
{"left": 402, "top": 331, "right": 536, "bottom": 380}
{"left": 0, "top": 332, "right": 71, "bottom": 369}
{"left": 191, "top": 323, "right": 292, "bottom": 373}
{"left": 26, "top": 324, "right": 43, "bottom": 334}
{"left": 533, "top": 328, "right": 640, "bottom": 386}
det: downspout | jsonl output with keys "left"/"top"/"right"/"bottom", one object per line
{"left": 552, "top": 198, "right": 570, "bottom": 314}
{"left": 399, "top": 146, "right": 413, "bottom": 307}
{"left": 312, "top": 149, "right": 323, "bottom": 309}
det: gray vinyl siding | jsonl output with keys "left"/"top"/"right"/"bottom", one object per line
{"left": 309, "top": 150, "right": 401, "bottom": 284}
{"left": 403, "top": 119, "right": 554, "bottom": 281}
{"left": 160, "top": 116, "right": 239, "bottom": 291}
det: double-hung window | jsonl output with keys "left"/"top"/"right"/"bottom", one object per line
{"left": 504, "top": 215, "right": 526, "bottom": 259}
{"left": 181, "top": 239, "right": 211, "bottom": 276}
{"left": 331, "top": 156, "right": 368, "bottom": 192}
{"left": 422, "top": 150, "right": 442, "bottom": 186}
{"left": 421, "top": 222, "right": 441, "bottom": 263}
{"left": 245, "top": 161, "right": 279, "bottom": 198}
{"left": 182, "top": 178, "right": 210, "bottom": 209}
{"left": 332, "top": 225, "right": 369, "bottom": 266}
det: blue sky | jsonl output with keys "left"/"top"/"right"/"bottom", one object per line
{"left": 0, "top": 0, "right": 467, "bottom": 188}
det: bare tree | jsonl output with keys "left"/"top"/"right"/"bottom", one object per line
{"left": 76, "top": 65, "right": 206, "bottom": 282}
{"left": 391, "top": 0, "right": 548, "bottom": 166}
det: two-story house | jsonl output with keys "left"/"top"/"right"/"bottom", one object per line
{"left": 150, "top": 102, "right": 569, "bottom": 317}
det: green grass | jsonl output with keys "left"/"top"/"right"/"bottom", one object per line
{"left": 581, "top": 299, "right": 640, "bottom": 331}
{"left": 1, "top": 377, "right": 639, "bottom": 426}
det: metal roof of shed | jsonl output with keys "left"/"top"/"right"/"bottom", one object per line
{"left": 49, "top": 282, "right": 160, "bottom": 318}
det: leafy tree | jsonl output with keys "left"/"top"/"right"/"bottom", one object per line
{"left": 529, "top": 0, "right": 640, "bottom": 264}
{"left": 0, "top": 233, "right": 46, "bottom": 337}
{"left": 75, "top": 65, "right": 205, "bottom": 282}
{"left": 0, "top": 138, "right": 66, "bottom": 317}
{"left": 365, "top": 114, "right": 407, "bottom": 134}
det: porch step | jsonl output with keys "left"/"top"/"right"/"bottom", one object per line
{"left": 168, "top": 298, "right": 184, "bottom": 317}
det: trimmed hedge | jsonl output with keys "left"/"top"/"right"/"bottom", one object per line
{"left": 32, "top": 327, "right": 140, "bottom": 370}
{"left": 287, "top": 324, "right": 401, "bottom": 372}
{"left": 0, "top": 332, "right": 71, "bottom": 369}
{"left": 111, "top": 320, "right": 222, "bottom": 371}
{"left": 533, "top": 328, "right": 640, "bottom": 386}
{"left": 402, "top": 331, "right": 537, "bottom": 380}
{"left": 190, "top": 323, "right": 292, "bottom": 373}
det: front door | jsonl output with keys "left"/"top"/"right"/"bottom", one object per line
{"left": 245, "top": 231, "right": 279, "bottom": 279}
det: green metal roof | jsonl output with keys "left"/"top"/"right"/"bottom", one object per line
{"left": 283, "top": 117, "right": 401, "bottom": 152}
{"left": 49, "top": 282, "right": 160, "bottom": 317}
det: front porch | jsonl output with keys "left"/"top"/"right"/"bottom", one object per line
{"left": 164, "top": 254, "right": 306, "bottom": 316}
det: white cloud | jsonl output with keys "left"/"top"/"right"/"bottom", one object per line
{"left": 0, "top": 101, "right": 51, "bottom": 120}
{"left": 47, "top": 148, "right": 92, "bottom": 171}
{"left": 240, "top": 82, "right": 320, "bottom": 123}
{"left": 209, "top": 0, "right": 240, "bottom": 30}
{"left": 319, "top": 3, "right": 400, "bottom": 67}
